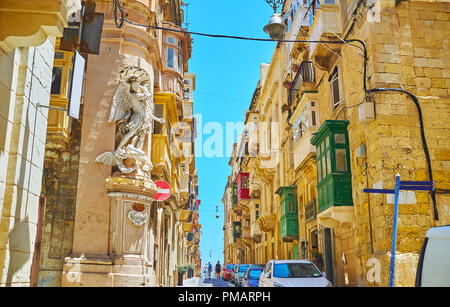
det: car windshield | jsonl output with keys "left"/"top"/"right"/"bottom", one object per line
{"left": 273, "top": 263, "right": 322, "bottom": 278}
{"left": 238, "top": 265, "right": 249, "bottom": 272}
{"left": 227, "top": 265, "right": 234, "bottom": 270}
{"left": 248, "top": 269, "right": 263, "bottom": 280}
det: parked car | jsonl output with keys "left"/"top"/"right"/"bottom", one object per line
{"left": 415, "top": 225, "right": 450, "bottom": 287}
{"left": 223, "top": 264, "right": 234, "bottom": 281}
{"left": 234, "top": 264, "right": 250, "bottom": 286}
{"left": 231, "top": 264, "right": 240, "bottom": 285}
{"left": 259, "top": 260, "right": 332, "bottom": 287}
{"left": 242, "top": 266, "right": 264, "bottom": 287}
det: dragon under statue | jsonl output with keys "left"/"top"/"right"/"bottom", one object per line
{"left": 96, "top": 66, "right": 165, "bottom": 174}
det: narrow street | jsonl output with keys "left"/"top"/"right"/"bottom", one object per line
{"left": 180, "top": 278, "right": 235, "bottom": 287}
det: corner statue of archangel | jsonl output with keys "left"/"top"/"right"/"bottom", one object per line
{"left": 95, "top": 66, "right": 165, "bottom": 174}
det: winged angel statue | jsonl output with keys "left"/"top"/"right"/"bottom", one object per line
{"left": 95, "top": 66, "right": 165, "bottom": 174}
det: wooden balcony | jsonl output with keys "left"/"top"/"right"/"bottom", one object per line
{"left": 151, "top": 134, "right": 172, "bottom": 180}
{"left": 178, "top": 209, "right": 191, "bottom": 222}
{"left": 183, "top": 222, "right": 193, "bottom": 233}
{"left": 179, "top": 170, "right": 189, "bottom": 201}
{"left": 183, "top": 101, "right": 193, "bottom": 121}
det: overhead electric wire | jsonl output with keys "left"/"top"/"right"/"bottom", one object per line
{"left": 111, "top": 0, "right": 439, "bottom": 221}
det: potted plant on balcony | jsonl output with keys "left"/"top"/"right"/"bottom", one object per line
{"left": 283, "top": 80, "right": 292, "bottom": 89}
{"left": 281, "top": 103, "right": 290, "bottom": 113}
{"left": 292, "top": 63, "right": 300, "bottom": 72}
{"left": 177, "top": 265, "right": 188, "bottom": 286}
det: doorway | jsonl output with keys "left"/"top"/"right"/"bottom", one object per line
{"left": 323, "top": 228, "right": 334, "bottom": 285}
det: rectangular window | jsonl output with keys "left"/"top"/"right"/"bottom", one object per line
{"left": 335, "top": 149, "right": 347, "bottom": 172}
{"left": 311, "top": 110, "right": 316, "bottom": 126}
{"left": 329, "top": 66, "right": 341, "bottom": 108}
{"left": 167, "top": 48, "right": 175, "bottom": 68}
{"left": 335, "top": 133, "right": 346, "bottom": 144}
{"left": 321, "top": 155, "right": 327, "bottom": 178}
{"left": 153, "top": 104, "right": 164, "bottom": 134}
{"left": 178, "top": 52, "right": 183, "bottom": 74}
{"left": 326, "top": 150, "right": 331, "bottom": 175}
{"left": 51, "top": 67, "right": 63, "bottom": 95}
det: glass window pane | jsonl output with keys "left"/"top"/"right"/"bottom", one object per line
{"left": 54, "top": 51, "right": 64, "bottom": 59}
{"left": 289, "top": 200, "right": 295, "bottom": 213}
{"left": 335, "top": 149, "right": 347, "bottom": 172}
{"left": 335, "top": 133, "right": 346, "bottom": 144}
{"left": 167, "top": 48, "right": 175, "bottom": 68}
{"left": 168, "top": 37, "right": 175, "bottom": 44}
{"left": 325, "top": 136, "right": 329, "bottom": 149}
{"left": 51, "top": 67, "right": 63, "bottom": 95}
{"left": 321, "top": 155, "right": 327, "bottom": 178}
{"left": 318, "top": 160, "right": 322, "bottom": 181}
{"left": 178, "top": 52, "right": 183, "bottom": 74}
{"left": 326, "top": 150, "right": 331, "bottom": 175}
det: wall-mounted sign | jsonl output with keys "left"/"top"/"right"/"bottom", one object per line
{"left": 153, "top": 180, "right": 171, "bottom": 202}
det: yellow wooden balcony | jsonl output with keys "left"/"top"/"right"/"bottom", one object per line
{"left": 178, "top": 209, "right": 191, "bottom": 222}
{"left": 183, "top": 222, "right": 193, "bottom": 233}
{"left": 151, "top": 134, "right": 172, "bottom": 179}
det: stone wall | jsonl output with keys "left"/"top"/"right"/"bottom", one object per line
{"left": 37, "top": 112, "right": 82, "bottom": 287}
{"left": 0, "top": 39, "right": 55, "bottom": 286}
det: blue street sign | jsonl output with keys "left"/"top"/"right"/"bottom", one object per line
{"left": 362, "top": 175, "right": 434, "bottom": 287}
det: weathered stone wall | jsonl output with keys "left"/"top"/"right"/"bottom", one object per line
{"left": 0, "top": 39, "right": 55, "bottom": 286}
{"left": 37, "top": 112, "right": 82, "bottom": 287}
{"left": 347, "top": 0, "right": 450, "bottom": 287}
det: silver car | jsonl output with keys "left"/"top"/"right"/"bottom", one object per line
{"left": 259, "top": 260, "right": 332, "bottom": 287}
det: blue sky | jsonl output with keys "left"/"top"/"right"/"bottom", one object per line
{"left": 186, "top": 0, "right": 277, "bottom": 265}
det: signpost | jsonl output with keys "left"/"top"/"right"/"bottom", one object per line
{"left": 153, "top": 180, "right": 171, "bottom": 202}
{"left": 363, "top": 174, "right": 434, "bottom": 287}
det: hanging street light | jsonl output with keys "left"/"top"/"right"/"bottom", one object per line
{"left": 263, "top": 0, "right": 287, "bottom": 40}
{"left": 215, "top": 205, "right": 220, "bottom": 219}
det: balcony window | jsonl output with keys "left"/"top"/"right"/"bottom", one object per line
{"left": 310, "top": 120, "right": 353, "bottom": 213}
{"left": 166, "top": 36, "right": 184, "bottom": 74}
{"left": 275, "top": 186, "right": 299, "bottom": 242}
{"left": 153, "top": 104, "right": 164, "bottom": 134}
{"left": 293, "top": 101, "right": 318, "bottom": 143}
{"left": 167, "top": 47, "right": 175, "bottom": 68}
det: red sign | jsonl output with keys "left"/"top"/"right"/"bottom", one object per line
{"left": 153, "top": 180, "right": 171, "bottom": 202}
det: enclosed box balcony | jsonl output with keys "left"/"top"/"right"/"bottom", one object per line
{"left": 311, "top": 120, "right": 355, "bottom": 228}
{"left": 308, "top": 2, "right": 342, "bottom": 62}
{"left": 289, "top": 94, "right": 319, "bottom": 169}
{"left": 236, "top": 172, "right": 250, "bottom": 202}
{"left": 275, "top": 186, "right": 299, "bottom": 242}
{"left": 232, "top": 221, "right": 242, "bottom": 242}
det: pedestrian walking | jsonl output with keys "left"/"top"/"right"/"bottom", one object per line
{"left": 203, "top": 264, "right": 208, "bottom": 279}
{"left": 215, "top": 261, "right": 221, "bottom": 279}
{"left": 207, "top": 262, "right": 212, "bottom": 279}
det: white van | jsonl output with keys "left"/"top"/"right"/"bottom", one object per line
{"left": 415, "top": 225, "right": 450, "bottom": 287}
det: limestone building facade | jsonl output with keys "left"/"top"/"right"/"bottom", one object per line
{"left": 223, "top": 0, "right": 450, "bottom": 287}
{"left": 1, "top": 0, "right": 200, "bottom": 287}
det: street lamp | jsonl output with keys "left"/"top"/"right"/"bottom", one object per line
{"left": 263, "top": 0, "right": 287, "bottom": 40}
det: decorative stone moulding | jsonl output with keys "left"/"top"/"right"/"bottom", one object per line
{"left": 0, "top": 0, "right": 82, "bottom": 51}
{"left": 257, "top": 213, "right": 277, "bottom": 232}
{"left": 128, "top": 203, "right": 148, "bottom": 227}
